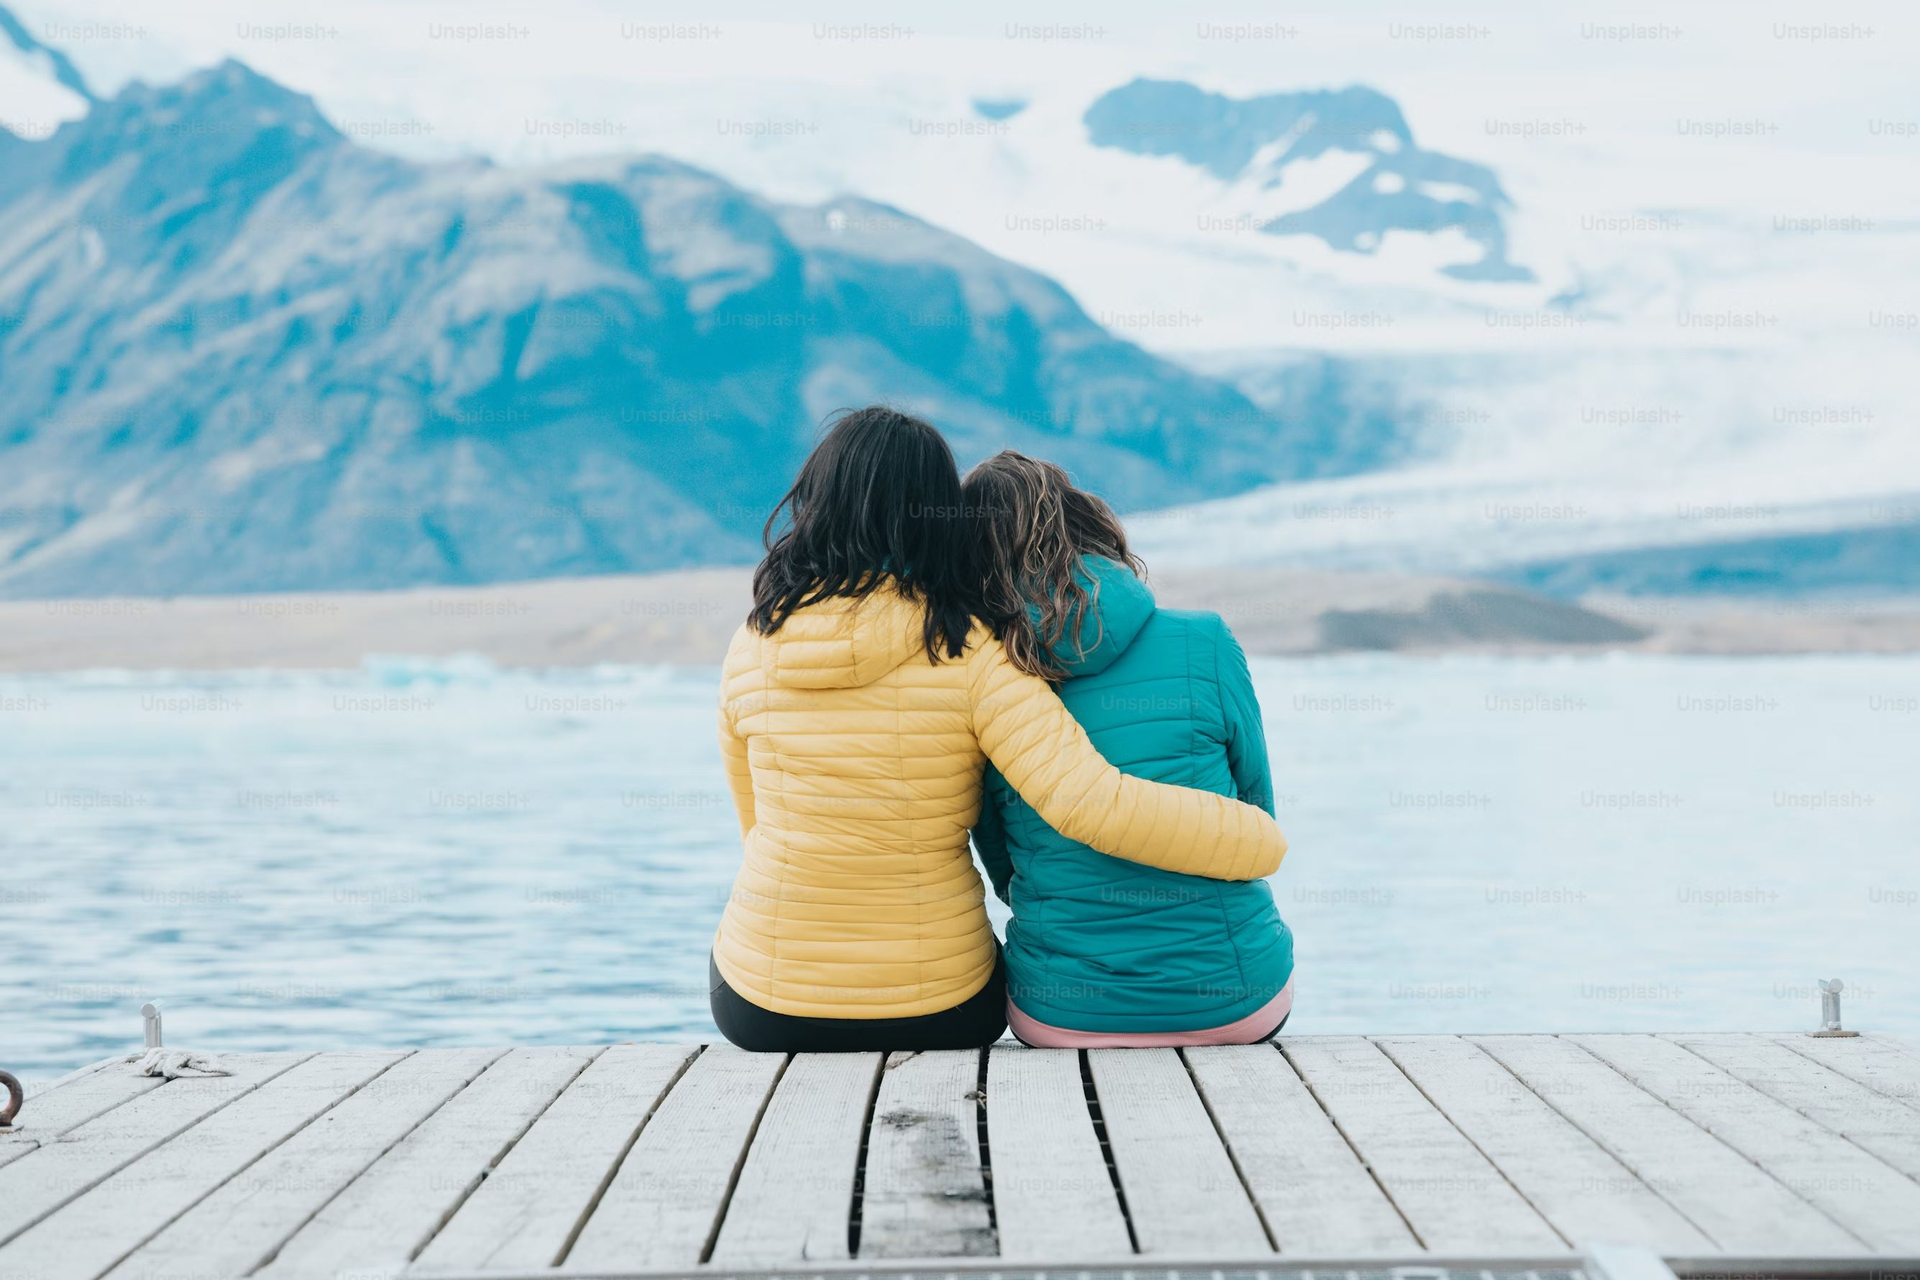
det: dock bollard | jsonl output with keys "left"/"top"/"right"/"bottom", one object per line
{"left": 0, "top": 1069, "right": 21, "bottom": 1128}
{"left": 142, "top": 1001, "right": 164, "bottom": 1050}
{"left": 1812, "top": 978, "right": 1859, "bottom": 1037}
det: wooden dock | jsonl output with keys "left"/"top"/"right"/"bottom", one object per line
{"left": 3, "top": 1034, "right": 1920, "bottom": 1280}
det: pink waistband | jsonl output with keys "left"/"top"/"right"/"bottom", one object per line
{"left": 1006, "top": 974, "right": 1295, "bottom": 1049}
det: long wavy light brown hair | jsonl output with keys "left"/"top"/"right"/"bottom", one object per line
{"left": 961, "top": 451, "right": 1146, "bottom": 681}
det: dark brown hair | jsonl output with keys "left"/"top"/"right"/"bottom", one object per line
{"left": 750, "top": 406, "right": 976, "bottom": 662}
{"left": 961, "top": 450, "right": 1145, "bottom": 680}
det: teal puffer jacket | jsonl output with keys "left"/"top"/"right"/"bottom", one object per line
{"left": 973, "top": 556, "right": 1294, "bottom": 1033}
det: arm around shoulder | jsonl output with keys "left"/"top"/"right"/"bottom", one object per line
{"left": 966, "top": 632, "right": 1284, "bottom": 880}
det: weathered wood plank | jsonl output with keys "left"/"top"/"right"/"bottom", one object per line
{"left": 1667, "top": 1033, "right": 1920, "bottom": 1180}
{"left": 708, "top": 1052, "right": 880, "bottom": 1266}
{"left": 1775, "top": 1034, "right": 1920, "bottom": 1111}
{"left": 984, "top": 1046, "right": 1131, "bottom": 1261}
{"left": 1087, "top": 1047, "right": 1269, "bottom": 1257}
{"left": 414, "top": 1044, "right": 696, "bottom": 1272}
{"left": 1472, "top": 1035, "right": 1858, "bottom": 1252}
{"left": 104, "top": 1048, "right": 501, "bottom": 1280}
{"left": 1374, "top": 1036, "right": 1710, "bottom": 1253}
{"left": 0, "top": 1054, "right": 308, "bottom": 1247}
{"left": 856, "top": 1050, "right": 993, "bottom": 1260}
{"left": 564, "top": 1045, "right": 784, "bottom": 1270}
{"left": 259, "top": 1047, "right": 595, "bottom": 1276}
{"left": 0, "top": 1052, "right": 403, "bottom": 1280}
{"left": 1186, "top": 1043, "right": 1417, "bottom": 1255}
{"left": 1283, "top": 1037, "right": 1562, "bottom": 1254}
{"left": 1573, "top": 1033, "right": 1920, "bottom": 1251}
{"left": 0, "top": 1063, "right": 165, "bottom": 1171}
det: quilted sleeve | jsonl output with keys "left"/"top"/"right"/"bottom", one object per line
{"left": 716, "top": 631, "right": 756, "bottom": 842}
{"left": 966, "top": 634, "right": 1285, "bottom": 880}
{"left": 1213, "top": 617, "right": 1277, "bottom": 816}
{"left": 971, "top": 767, "right": 1015, "bottom": 903}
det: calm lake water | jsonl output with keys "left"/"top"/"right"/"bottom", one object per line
{"left": 4, "top": 653, "right": 1917, "bottom": 1080}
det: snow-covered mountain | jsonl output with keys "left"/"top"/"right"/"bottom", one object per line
{"left": 1134, "top": 346, "right": 1920, "bottom": 597}
{"left": 8, "top": 3, "right": 1916, "bottom": 601}
{"left": 1083, "top": 78, "right": 1529, "bottom": 283}
{"left": 0, "top": 55, "right": 1348, "bottom": 599}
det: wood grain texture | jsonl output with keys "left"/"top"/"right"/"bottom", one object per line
{"left": 1375, "top": 1036, "right": 1709, "bottom": 1253}
{"left": 416, "top": 1043, "right": 696, "bottom": 1272}
{"left": 1473, "top": 1034, "right": 1858, "bottom": 1253}
{"left": 0, "top": 1063, "right": 167, "bottom": 1171}
{"left": 856, "top": 1050, "right": 993, "bottom": 1260}
{"left": 984, "top": 1046, "right": 1131, "bottom": 1261}
{"left": 0, "top": 1054, "right": 307, "bottom": 1248}
{"left": 1284, "top": 1036, "right": 1562, "bottom": 1254}
{"left": 1185, "top": 1043, "right": 1418, "bottom": 1255}
{"left": 1573, "top": 1033, "right": 1920, "bottom": 1251}
{"left": 707, "top": 1052, "right": 880, "bottom": 1266}
{"left": 1775, "top": 1033, "right": 1920, "bottom": 1112}
{"left": 1087, "top": 1047, "right": 1269, "bottom": 1257}
{"left": 564, "top": 1045, "right": 785, "bottom": 1271}
{"left": 1667, "top": 1033, "right": 1920, "bottom": 1180}
{"left": 0, "top": 1052, "right": 402, "bottom": 1280}
{"left": 13, "top": 1035, "right": 1894, "bottom": 1276}
{"left": 258, "top": 1046, "right": 595, "bottom": 1276}
{"left": 104, "top": 1048, "right": 501, "bottom": 1280}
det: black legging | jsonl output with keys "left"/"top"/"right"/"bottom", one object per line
{"left": 709, "top": 951, "right": 1009, "bottom": 1052}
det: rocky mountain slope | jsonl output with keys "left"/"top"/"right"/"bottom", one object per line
{"left": 0, "top": 53, "right": 1319, "bottom": 598}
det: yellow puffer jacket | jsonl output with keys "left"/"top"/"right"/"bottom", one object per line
{"left": 713, "top": 582, "right": 1287, "bottom": 1019}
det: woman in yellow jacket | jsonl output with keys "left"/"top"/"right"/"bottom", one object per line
{"left": 711, "top": 406, "right": 1287, "bottom": 1051}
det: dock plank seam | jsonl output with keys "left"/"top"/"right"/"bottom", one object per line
{"left": 1078, "top": 1048, "right": 1141, "bottom": 1255}
{"left": 1569, "top": 1035, "right": 1873, "bottom": 1251}
{"left": 972, "top": 1048, "right": 997, "bottom": 1243}
{"left": 11, "top": 1056, "right": 154, "bottom": 1143}
{"left": 1, "top": 1068, "right": 167, "bottom": 1171}
{"left": 37, "top": 1056, "right": 126, "bottom": 1092}
{"left": 57, "top": 1051, "right": 418, "bottom": 1280}
{"left": 1772, "top": 1034, "right": 1920, "bottom": 1114}
{"left": 1574, "top": 1035, "right": 1920, "bottom": 1252}
{"left": 245, "top": 1048, "right": 512, "bottom": 1275}
{"left": 1547, "top": 1036, "right": 1868, "bottom": 1251}
{"left": 1269, "top": 1042, "right": 1426, "bottom": 1251}
{"left": 1660, "top": 1035, "right": 1920, "bottom": 1190}
{"left": 1470, "top": 1035, "right": 1726, "bottom": 1250}
{"left": 550, "top": 1045, "right": 706, "bottom": 1269}
{"left": 855, "top": 1050, "right": 996, "bottom": 1258}
{"left": 1363, "top": 1036, "right": 1574, "bottom": 1250}
{"left": 403, "top": 1046, "right": 605, "bottom": 1266}
{"left": 0, "top": 1052, "right": 317, "bottom": 1250}
{"left": 692, "top": 1053, "right": 791, "bottom": 1265}
{"left": 1467, "top": 1036, "right": 1728, "bottom": 1251}
{"left": 26, "top": 1040, "right": 1898, "bottom": 1269}
{"left": 1176, "top": 1048, "right": 1277, "bottom": 1253}
{"left": 843, "top": 1050, "right": 884, "bottom": 1258}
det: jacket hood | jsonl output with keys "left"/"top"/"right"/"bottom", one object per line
{"left": 1039, "top": 555, "right": 1156, "bottom": 678}
{"left": 757, "top": 584, "right": 928, "bottom": 689}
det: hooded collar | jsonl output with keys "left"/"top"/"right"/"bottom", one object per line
{"left": 757, "top": 583, "right": 927, "bottom": 689}
{"left": 1036, "top": 555, "right": 1155, "bottom": 678}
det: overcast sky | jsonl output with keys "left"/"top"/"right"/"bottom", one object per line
{"left": 19, "top": 0, "right": 1913, "bottom": 174}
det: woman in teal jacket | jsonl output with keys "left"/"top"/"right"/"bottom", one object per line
{"left": 963, "top": 451, "right": 1295, "bottom": 1046}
